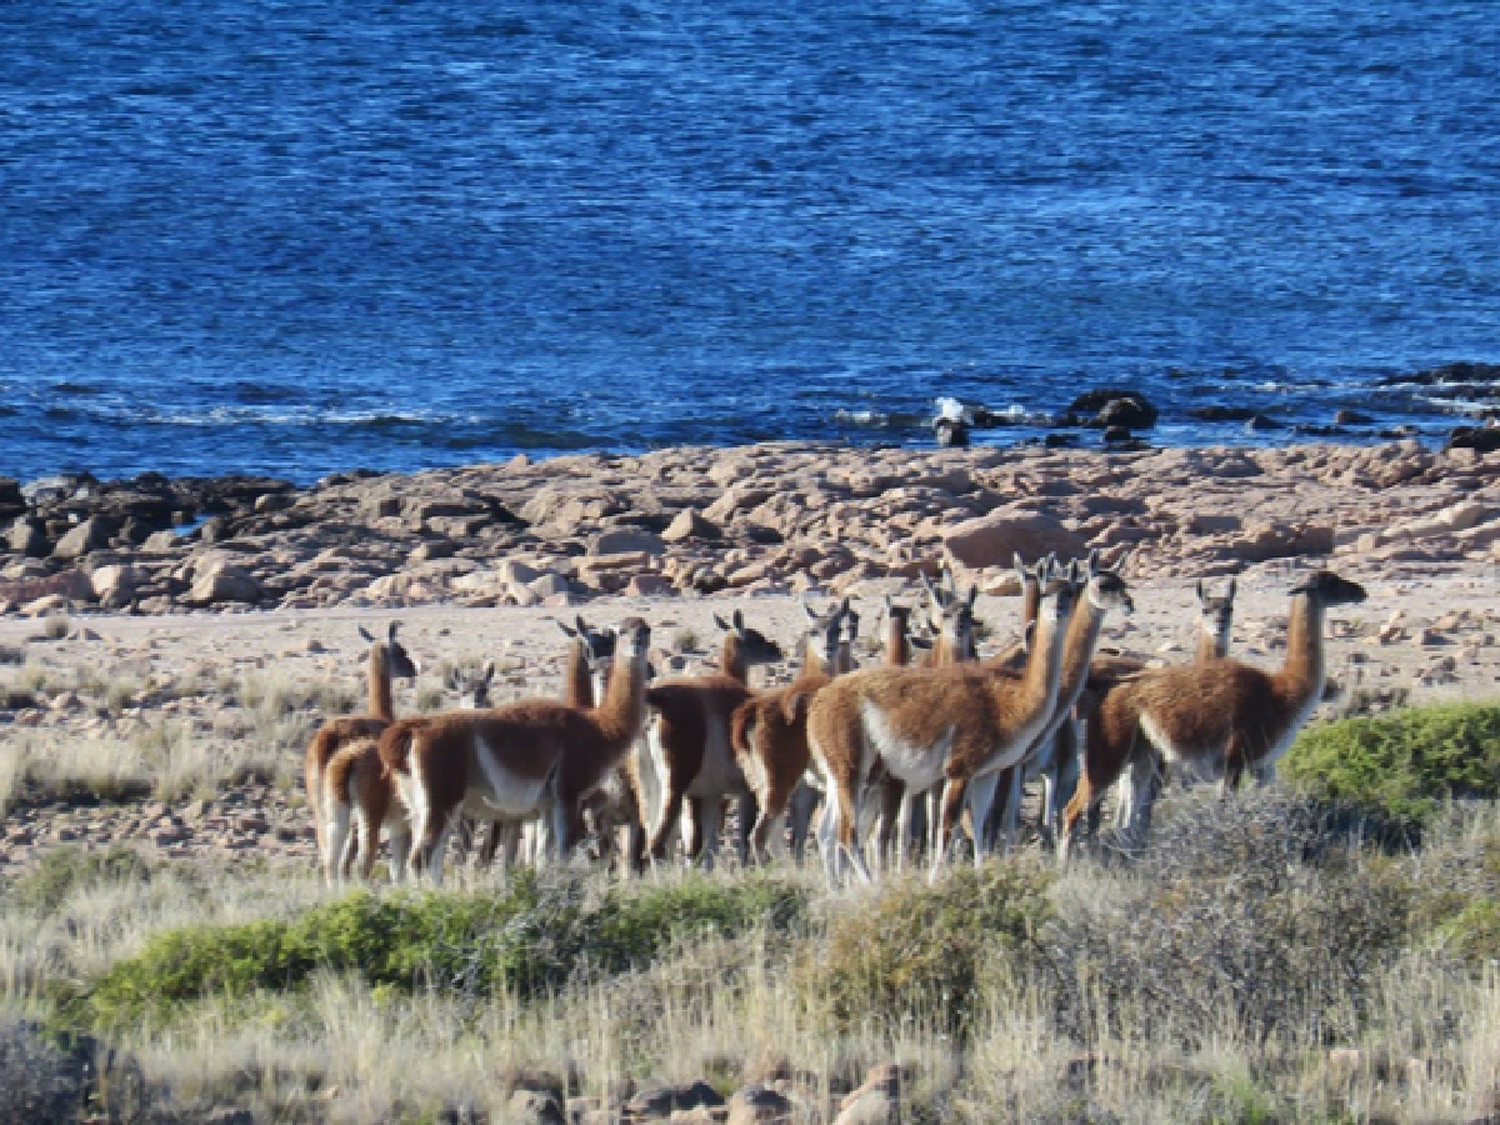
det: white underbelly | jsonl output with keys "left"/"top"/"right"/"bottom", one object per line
{"left": 859, "top": 699, "right": 951, "bottom": 791}
{"left": 466, "top": 735, "right": 551, "bottom": 816}
{"left": 687, "top": 717, "right": 746, "bottom": 798}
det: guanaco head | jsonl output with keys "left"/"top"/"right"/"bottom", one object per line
{"left": 1082, "top": 554, "right": 1133, "bottom": 617}
{"left": 445, "top": 661, "right": 497, "bottom": 709}
{"left": 1038, "top": 570, "right": 1079, "bottom": 634}
{"left": 1195, "top": 577, "right": 1236, "bottom": 657}
{"left": 801, "top": 595, "right": 849, "bottom": 675}
{"left": 714, "top": 609, "right": 784, "bottom": 668}
{"left": 923, "top": 578, "right": 980, "bottom": 663}
{"left": 358, "top": 621, "right": 419, "bottom": 681}
{"left": 560, "top": 614, "right": 618, "bottom": 675}
{"left": 834, "top": 607, "right": 861, "bottom": 674}
{"left": 1289, "top": 570, "right": 1367, "bottom": 609}
{"left": 613, "top": 616, "right": 653, "bottom": 668}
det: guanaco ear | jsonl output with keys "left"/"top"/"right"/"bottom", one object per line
{"left": 388, "top": 621, "right": 400, "bottom": 642}
{"left": 1087, "top": 549, "right": 1101, "bottom": 577}
{"left": 480, "top": 660, "right": 497, "bottom": 684}
{"left": 1196, "top": 579, "right": 1207, "bottom": 605}
{"left": 358, "top": 625, "right": 376, "bottom": 645}
{"left": 966, "top": 584, "right": 979, "bottom": 610}
{"left": 558, "top": 620, "right": 578, "bottom": 638}
{"left": 1013, "top": 552, "right": 1028, "bottom": 583}
{"left": 1226, "top": 577, "right": 1237, "bottom": 601}
{"left": 1066, "top": 559, "right": 1081, "bottom": 585}
{"left": 801, "top": 595, "right": 818, "bottom": 624}
{"left": 713, "top": 613, "right": 731, "bottom": 633}
{"left": 733, "top": 608, "right": 745, "bottom": 632}
{"left": 781, "top": 684, "right": 815, "bottom": 723}
{"left": 730, "top": 704, "right": 755, "bottom": 755}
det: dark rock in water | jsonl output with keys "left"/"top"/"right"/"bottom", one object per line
{"left": 1448, "top": 425, "right": 1500, "bottom": 453}
{"left": 1043, "top": 433, "right": 1078, "bottom": 449}
{"left": 1102, "top": 425, "right": 1148, "bottom": 449}
{"left": 1294, "top": 425, "right": 1348, "bottom": 438}
{"left": 21, "top": 473, "right": 100, "bottom": 507}
{"left": 1245, "top": 414, "right": 1284, "bottom": 432}
{"left": 0, "top": 479, "right": 23, "bottom": 520}
{"left": 970, "top": 406, "right": 1021, "bottom": 428}
{"left": 1066, "top": 388, "right": 1158, "bottom": 429}
{"left": 1334, "top": 409, "right": 1373, "bottom": 425}
{"left": 934, "top": 417, "right": 970, "bottom": 447}
{"left": 1382, "top": 361, "right": 1500, "bottom": 388}
{"left": 1189, "top": 405, "right": 1259, "bottom": 422}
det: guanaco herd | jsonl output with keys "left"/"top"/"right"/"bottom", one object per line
{"left": 305, "top": 558, "right": 1366, "bottom": 888}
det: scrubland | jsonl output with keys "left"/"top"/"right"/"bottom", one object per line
{"left": 3, "top": 702, "right": 1500, "bottom": 1123}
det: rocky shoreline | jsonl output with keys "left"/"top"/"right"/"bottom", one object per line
{"left": 2, "top": 438, "right": 1498, "bottom": 619}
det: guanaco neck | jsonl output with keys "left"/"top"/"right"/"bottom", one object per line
{"left": 1278, "top": 591, "right": 1327, "bottom": 705}
{"left": 368, "top": 644, "right": 395, "bottom": 722}
{"left": 835, "top": 638, "right": 855, "bottom": 675}
{"left": 1057, "top": 587, "right": 1108, "bottom": 711}
{"left": 594, "top": 647, "right": 649, "bottom": 749}
{"left": 1020, "top": 579, "right": 1041, "bottom": 636}
{"left": 885, "top": 612, "right": 911, "bottom": 667}
{"left": 934, "top": 627, "right": 972, "bottom": 667}
{"left": 565, "top": 638, "right": 594, "bottom": 709}
{"left": 722, "top": 631, "right": 749, "bottom": 684}
{"left": 1001, "top": 600, "right": 1069, "bottom": 729}
{"left": 1195, "top": 621, "right": 1230, "bottom": 664}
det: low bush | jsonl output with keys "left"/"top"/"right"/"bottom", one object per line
{"left": 7, "top": 845, "right": 155, "bottom": 915}
{"left": 86, "top": 869, "right": 809, "bottom": 1030}
{"left": 1049, "top": 790, "right": 1414, "bottom": 1046}
{"left": 801, "top": 860, "right": 1053, "bottom": 1035}
{"left": 1282, "top": 703, "right": 1500, "bottom": 843}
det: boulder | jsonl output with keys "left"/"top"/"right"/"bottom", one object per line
{"left": 624, "top": 1081, "right": 725, "bottom": 1119}
{"left": 51, "top": 517, "right": 116, "bottom": 560}
{"left": 588, "top": 527, "right": 665, "bottom": 556}
{"left": 188, "top": 564, "right": 263, "bottom": 605}
{"left": 703, "top": 486, "right": 772, "bottom": 524}
{"left": 625, "top": 574, "right": 674, "bottom": 598}
{"left": 90, "top": 564, "right": 142, "bottom": 607}
{"left": 943, "top": 510, "right": 1087, "bottom": 568}
{"left": 663, "top": 509, "right": 721, "bottom": 543}
{"left": 728, "top": 1084, "right": 794, "bottom": 1124}
{"left": 6, "top": 518, "right": 49, "bottom": 558}
{"left": 1066, "top": 388, "right": 1159, "bottom": 429}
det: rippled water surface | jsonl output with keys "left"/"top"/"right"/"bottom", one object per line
{"left": 3, "top": 1, "right": 1498, "bottom": 481}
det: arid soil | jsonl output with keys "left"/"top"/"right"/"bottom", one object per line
{"left": 2, "top": 441, "right": 1500, "bottom": 882}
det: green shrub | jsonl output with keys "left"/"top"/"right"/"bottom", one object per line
{"left": 1435, "top": 899, "right": 1500, "bottom": 968}
{"left": 802, "top": 861, "right": 1053, "bottom": 1035}
{"left": 1283, "top": 703, "right": 1500, "bottom": 842}
{"left": 86, "top": 869, "right": 808, "bottom": 1030}
{"left": 7, "top": 845, "right": 155, "bottom": 915}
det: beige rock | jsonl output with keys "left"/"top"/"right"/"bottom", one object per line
{"left": 188, "top": 566, "right": 263, "bottom": 605}
{"left": 664, "top": 509, "right": 722, "bottom": 543}
{"left": 704, "top": 486, "right": 773, "bottom": 524}
{"left": 943, "top": 509, "right": 1087, "bottom": 568}
{"left": 90, "top": 563, "right": 142, "bottom": 605}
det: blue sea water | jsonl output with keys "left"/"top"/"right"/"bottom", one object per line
{"left": 2, "top": 0, "right": 1498, "bottom": 484}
